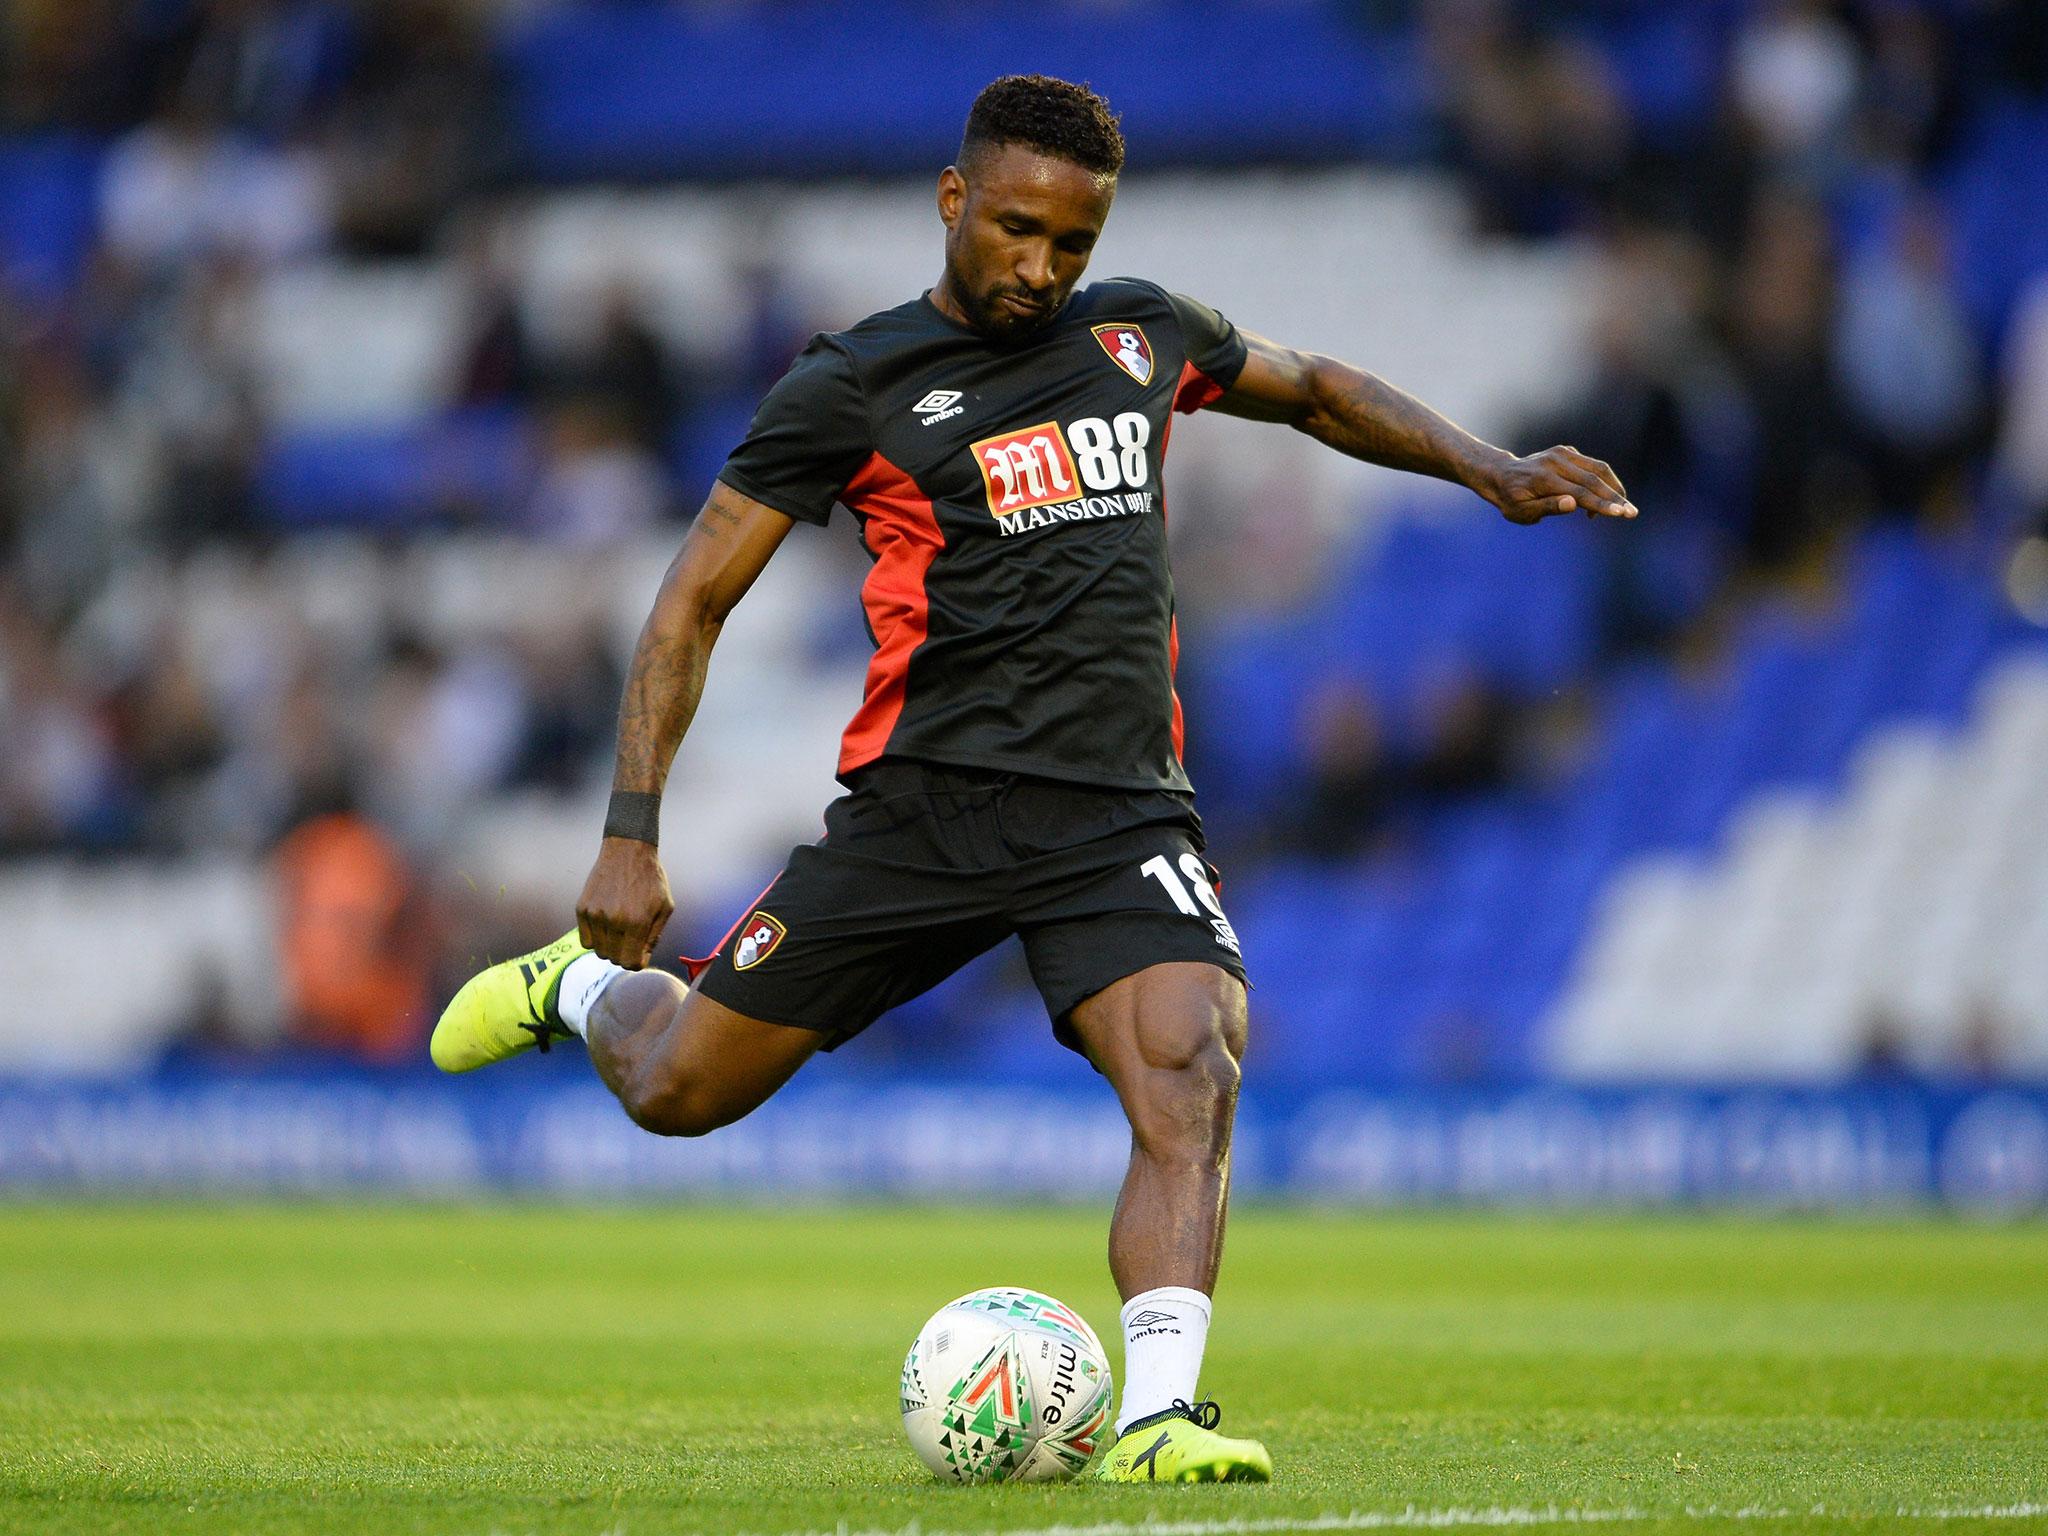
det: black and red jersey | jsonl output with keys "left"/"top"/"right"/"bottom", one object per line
{"left": 716, "top": 277, "right": 1246, "bottom": 793}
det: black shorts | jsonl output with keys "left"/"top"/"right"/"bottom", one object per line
{"left": 691, "top": 759, "right": 1247, "bottom": 1053}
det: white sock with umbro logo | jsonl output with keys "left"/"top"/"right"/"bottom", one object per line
{"left": 1114, "top": 1285, "right": 1212, "bottom": 1435}
{"left": 555, "top": 953, "right": 623, "bottom": 1038}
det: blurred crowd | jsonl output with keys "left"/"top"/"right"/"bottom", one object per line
{"left": 3, "top": 0, "right": 2048, "bottom": 1063}
{"left": 1201, "top": 0, "right": 2048, "bottom": 877}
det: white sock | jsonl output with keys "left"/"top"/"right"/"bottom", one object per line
{"left": 1114, "top": 1285, "right": 1213, "bottom": 1433}
{"left": 555, "top": 953, "right": 623, "bottom": 1038}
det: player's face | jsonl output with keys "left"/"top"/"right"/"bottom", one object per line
{"left": 937, "top": 144, "right": 1115, "bottom": 339}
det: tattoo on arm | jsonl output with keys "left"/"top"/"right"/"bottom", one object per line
{"left": 698, "top": 491, "right": 745, "bottom": 533}
{"left": 609, "top": 484, "right": 754, "bottom": 796}
{"left": 610, "top": 572, "right": 713, "bottom": 798}
{"left": 1300, "top": 356, "right": 1506, "bottom": 489}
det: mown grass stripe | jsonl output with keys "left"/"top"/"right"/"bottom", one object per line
{"left": 778, "top": 1503, "right": 2048, "bottom": 1536}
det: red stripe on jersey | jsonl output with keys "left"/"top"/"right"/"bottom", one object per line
{"left": 1160, "top": 376, "right": 1189, "bottom": 762}
{"left": 1168, "top": 614, "right": 1185, "bottom": 762}
{"left": 838, "top": 451, "right": 944, "bottom": 776}
{"left": 1173, "top": 358, "right": 1226, "bottom": 414}
{"left": 1159, "top": 373, "right": 1189, "bottom": 762}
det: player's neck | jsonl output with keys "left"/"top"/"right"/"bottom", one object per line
{"left": 928, "top": 273, "right": 977, "bottom": 331}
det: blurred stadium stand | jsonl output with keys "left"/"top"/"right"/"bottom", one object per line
{"left": 4, "top": 0, "right": 2048, "bottom": 1138}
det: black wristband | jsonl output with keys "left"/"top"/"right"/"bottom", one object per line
{"left": 603, "top": 790, "right": 662, "bottom": 845}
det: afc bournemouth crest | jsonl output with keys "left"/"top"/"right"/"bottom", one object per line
{"left": 1091, "top": 322, "right": 1154, "bottom": 385}
{"left": 731, "top": 910, "right": 787, "bottom": 971}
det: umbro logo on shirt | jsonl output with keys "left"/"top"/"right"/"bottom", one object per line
{"left": 913, "top": 389, "right": 964, "bottom": 424}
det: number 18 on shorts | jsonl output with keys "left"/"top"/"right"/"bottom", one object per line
{"left": 1140, "top": 852, "right": 1241, "bottom": 958}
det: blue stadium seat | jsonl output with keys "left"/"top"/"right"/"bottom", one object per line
{"left": 501, "top": 1, "right": 1430, "bottom": 180}
{"left": 0, "top": 135, "right": 101, "bottom": 307}
{"left": 257, "top": 408, "right": 532, "bottom": 529}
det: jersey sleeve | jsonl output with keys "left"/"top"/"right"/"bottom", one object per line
{"left": 1166, "top": 291, "right": 1248, "bottom": 413}
{"left": 714, "top": 336, "right": 870, "bottom": 526}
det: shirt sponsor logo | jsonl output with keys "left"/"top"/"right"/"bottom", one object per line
{"left": 1091, "top": 322, "right": 1154, "bottom": 385}
{"left": 971, "top": 420, "right": 1084, "bottom": 514}
{"left": 971, "top": 414, "right": 1159, "bottom": 537}
{"left": 913, "top": 388, "right": 964, "bottom": 424}
{"left": 993, "top": 491, "right": 1155, "bottom": 538}
{"left": 731, "top": 911, "right": 787, "bottom": 971}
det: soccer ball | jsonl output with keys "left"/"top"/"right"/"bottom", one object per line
{"left": 900, "top": 1287, "right": 1115, "bottom": 1483}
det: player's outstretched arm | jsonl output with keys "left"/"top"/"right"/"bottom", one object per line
{"left": 1212, "top": 332, "right": 1637, "bottom": 526}
{"left": 578, "top": 481, "right": 797, "bottom": 969}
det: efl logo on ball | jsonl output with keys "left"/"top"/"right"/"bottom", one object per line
{"left": 970, "top": 421, "right": 1082, "bottom": 516}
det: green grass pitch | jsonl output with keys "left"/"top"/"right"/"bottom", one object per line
{"left": 2, "top": 1205, "right": 2044, "bottom": 1535}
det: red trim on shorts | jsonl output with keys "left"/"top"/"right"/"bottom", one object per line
{"left": 1172, "top": 358, "right": 1226, "bottom": 414}
{"left": 681, "top": 874, "right": 783, "bottom": 984}
{"left": 837, "top": 451, "right": 944, "bottom": 776}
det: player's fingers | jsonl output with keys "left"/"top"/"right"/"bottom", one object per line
{"left": 635, "top": 919, "right": 660, "bottom": 971}
{"left": 1559, "top": 448, "right": 1634, "bottom": 513}
{"left": 1515, "top": 493, "right": 1576, "bottom": 522}
{"left": 600, "top": 912, "right": 636, "bottom": 967}
{"left": 576, "top": 912, "right": 595, "bottom": 951}
{"left": 1572, "top": 478, "right": 1636, "bottom": 518}
{"left": 1552, "top": 465, "right": 1635, "bottom": 518}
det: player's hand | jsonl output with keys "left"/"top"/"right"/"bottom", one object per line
{"left": 1475, "top": 446, "right": 1636, "bottom": 526}
{"left": 576, "top": 837, "right": 675, "bottom": 970}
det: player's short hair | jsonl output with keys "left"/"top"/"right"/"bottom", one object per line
{"left": 960, "top": 74, "right": 1125, "bottom": 179}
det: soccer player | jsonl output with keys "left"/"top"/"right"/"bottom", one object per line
{"left": 432, "top": 75, "right": 1634, "bottom": 1483}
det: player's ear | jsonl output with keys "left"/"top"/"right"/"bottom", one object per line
{"left": 937, "top": 165, "right": 965, "bottom": 229}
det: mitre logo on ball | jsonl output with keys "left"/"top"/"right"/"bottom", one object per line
{"left": 1091, "top": 322, "right": 1153, "bottom": 384}
{"left": 732, "top": 911, "right": 787, "bottom": 970}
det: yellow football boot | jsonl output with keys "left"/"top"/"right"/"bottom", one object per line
{"left": 429, "top": 931, "right": 587, "bottom": 1073}
{"left": 1094, "top": 1400, "right": 1272, "bottom": 1483}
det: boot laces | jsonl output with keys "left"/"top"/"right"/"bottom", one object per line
{"left": 1172, "top": 1398, "right": 1222, "bottom": 1430}
{"left": 519, "top": 1019, "right": 571, "bottom": 1053}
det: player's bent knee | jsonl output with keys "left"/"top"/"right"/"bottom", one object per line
{"left": 616, "top": 1059, "right": 747, "bottom": 1138}
{"left": 1126, "top": 1025, "right": 1241, "bottom": 1164}
{"left": 622, "top": 1079, "right": 738, "bottom": 1139}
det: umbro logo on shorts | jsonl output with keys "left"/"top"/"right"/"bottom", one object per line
{"left": 913, "top": 389, "right": 964, "bottom": 424}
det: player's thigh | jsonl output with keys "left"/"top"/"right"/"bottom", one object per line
{"left": 675, "top": 978, "right": 827, "bottom": 1114}
{"left": 1064, "top": 960, "right": 1249, "bottom": 1104}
